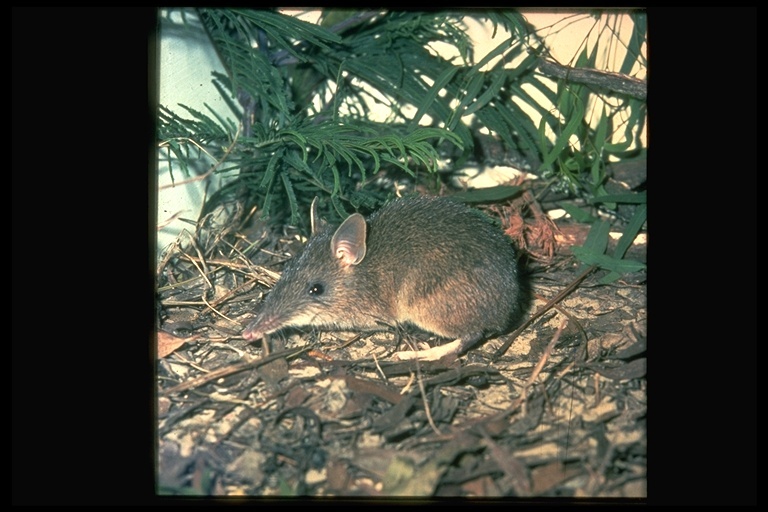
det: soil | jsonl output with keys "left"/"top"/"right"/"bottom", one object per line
{"left": 155, "top": 189, "right": 647, "bottom": 498}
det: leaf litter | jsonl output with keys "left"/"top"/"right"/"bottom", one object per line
{"left": 156, "top": 191, "right": 647, "bottom": 498}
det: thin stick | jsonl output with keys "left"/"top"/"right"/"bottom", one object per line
{"left": 160, "top": 345, "right": 310, "bottom": 396}
{"left": 492, "top": 265, "right": 596, "bottom": 360}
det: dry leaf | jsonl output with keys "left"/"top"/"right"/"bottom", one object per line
{"left": 157, "top": 330, "right": 197, "bottom": 358}
{"left": 531, "top": 461, "right": 583, "bottom": 495}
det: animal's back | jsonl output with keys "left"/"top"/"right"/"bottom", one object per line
{"left": 361, "top": 196, "right": 520, "bottom": 340}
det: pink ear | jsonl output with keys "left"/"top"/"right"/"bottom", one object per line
{"left": 331, "top": 213, "right": 367, "bottom": 267}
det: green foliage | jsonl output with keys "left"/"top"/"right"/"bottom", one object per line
{"left": 158, "top": 7, "right": 647, "bottom": 253}
{"left": 537, "top": 11, "right": 647, "bottom": 200}
{"left": 451, "top": 185, "right": 523, "bottom": 204}
{"left": 569, "top": 201, "right": 647, "bottom": 282}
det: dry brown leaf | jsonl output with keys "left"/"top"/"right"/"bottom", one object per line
{"left": 531, "top": 461, "right": 583, "bottom": 495}
{"left": 157, "top": 330, "right": 197, "bottom": 358}
{"left": 484, "top": 436, "right": 531, "bottom": 496}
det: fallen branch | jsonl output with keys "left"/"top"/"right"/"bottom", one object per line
{"left": 536, "top": 58, "right": 646, "bottom": 100}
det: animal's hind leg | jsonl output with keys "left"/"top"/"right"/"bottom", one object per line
{"left": 393, "top": 332, "right": 484, "bottom": 362}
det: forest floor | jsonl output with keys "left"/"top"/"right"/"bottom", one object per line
{"left": 156, "top": 181, "right": 647, "bottom": 499}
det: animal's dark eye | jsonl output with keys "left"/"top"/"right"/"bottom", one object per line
{"left": 308, "top": 283, "right": 325, "bottom": 296}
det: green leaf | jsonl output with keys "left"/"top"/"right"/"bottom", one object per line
{"left": 230, "top": 8, "right": 342, "bottom": 56}
{"left": 260, "top": 149, "right": 283, "bottom": 189}
{"left": 604, "top": 97, "right": 646, "bottom": 153}
{"left": 582, "top": 218, "right": 611, "bottom": 256}
{"left": 463, "top": 68, "right": 507, "bottom": 117}
{"left": 622, "top": 11, "right": 647, "bottom": 75}
{"left": 451, "top": 185, "right": 523, "bottom": 203}
{"left": 446, "top": 72, "right": 486, "bottom": 132}
{"left": 281, "top": 172, "right": 299, "bottom": 224}
{"left": 539, "top": 94, "right": 584, "bottom": 171}
{"left": 408, "top": 66, "right": 459, "bottom": 130}
{"left": 570, "top": 247, "right": 646, "bottom": 273}
{"left": 558, "top": 202, "right": 595, "bottom": 223}
{"left": 590, "top": 192, "right": 647, "bottom": 205}
{"left": 612, "top": 203, "right": 646, "bottom": 259}
{"left": 471, "top": 36, "right": 514, "bottom": 73}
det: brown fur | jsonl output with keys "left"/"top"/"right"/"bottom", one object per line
{"left": 242, "top": 196, "right": 521, "bottom": 354}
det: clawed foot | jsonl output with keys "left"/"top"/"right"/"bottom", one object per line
{"left": 393, "top": 339, "right": 463, "bottom": 361}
